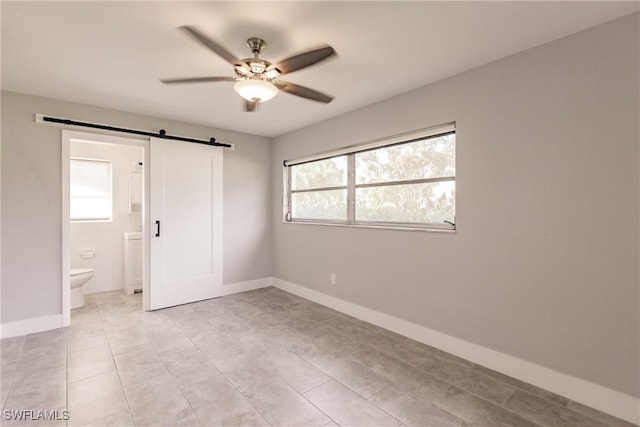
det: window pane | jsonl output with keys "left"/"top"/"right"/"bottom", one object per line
{"left": 291, "top": 156, "right": 347, "bottom": 190}
{"left": 292, "top": 189, "right": 347, "bottom": 221}
{"left": 356, "top": 134, "right": 455, "bottom": 184}
{"left": 356, "top": 181, "right": 455, "bottom": 224}
{"left": 70, "top": 159, "right": 112, "bottom": 220}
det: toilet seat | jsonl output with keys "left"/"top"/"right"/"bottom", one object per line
{"left": 71, "top": 268, "right": 94, "bottom": 276}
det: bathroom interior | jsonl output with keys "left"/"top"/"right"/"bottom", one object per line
{"left": 69, "top": 139, "right": 144, "bottom": 314}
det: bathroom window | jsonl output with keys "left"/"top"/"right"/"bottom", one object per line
{"left": 70, "top": 158, "right": 113, "bottom": 221}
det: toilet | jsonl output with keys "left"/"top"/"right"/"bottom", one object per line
{"left": 70, "top": 268, "right": 94, "bottom": 309}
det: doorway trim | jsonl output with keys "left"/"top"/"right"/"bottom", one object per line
{"left": 62, "top": 130, "right": 150, "bottom": 327}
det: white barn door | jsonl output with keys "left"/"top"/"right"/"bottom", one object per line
{"left": 149, "top": 137, "right": 223, "bottom": 310}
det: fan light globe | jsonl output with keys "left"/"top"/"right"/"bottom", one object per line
{"left": 234, "top": 79, "right": 278, "bottom": 102}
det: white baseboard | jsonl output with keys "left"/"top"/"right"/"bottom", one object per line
{"left": 3, "top": 279, "right": 636, "bottom": 423}
{"left": 222, "top": 277, "right": 274, "bottom": 295}
{"left": 272, "top": 278, "right": 639, "bottom": 425}
{"left": 0, "top": 278, "right": 273, "bottom": 340}
{"left": 0, "top": 314, "right": 63, "bottom": 339}
{"left": 0, "top": 277, "right": 273, "bottom": 339}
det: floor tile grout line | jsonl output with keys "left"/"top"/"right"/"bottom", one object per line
{"left": 251, "top": 290, "right": 621, "bottom": 426}
{"left": 0, "top": 338, "right": 25, "bottom": 414}
{"left": 500, "top": 384, "right": 616, "bottom": 427}
{"left": 447, "top": 382, "right": 547, "bottom": 427}
{"left": 499, "top": 386, "right": 518, "bottom": 408}
{"left": 298, "top": 376, "right": 333, "bottom": 396}
{"left": 14, "top": 287, "right": 627, "bottom": 427}
{"left": 305, "top": 355, "right": 388, "bottom": 401}
{"left": 270, "top": 301, "right": 549, "bottom": 427}
{"left": 367, "top": 382, "right": 392, "bottom": 398}
{"left": 73, "top": 291, "right": 135, "bottom": 427}
{"left": 317, "top": 379, "right": 406, "bottom": 427}
{"left": 347, "top": 331, "right": 525, "bottom": 398}
{"left": 500, "top": 387, "right": 615, "bottom": 427}
{"left": 468, "top": 366, "right": 574, "bottom": 409}
{"left": 182, "top": 329, "right": 274, "bottom": 427}
{"left": 327, "top": 377, "right": 425, "bottom": 427}
{"left": 111, "top": 296, "right": 180, "bottom": 427}
{"left": 461, "top": 369, "right": 583, "bottom": 422}
{"left": 365, "top": 382, "right": 477, "bottom": 427}
{"left": 358, "top": 355, "right": 546, "bottom": 427}
{"left": 105, "top": 327, "right": 136, "bottom": 425}
{"left": 342, "top": 330, "right": 575, "bottom": 426}
{"left": 172, "top": 376, "right": 206, "bottom": 427}
{"left": 162, "top": 332, "right": 218, "bottom": 427}
{"left": 295, "top": 379, "right": 342, "bottom": 426}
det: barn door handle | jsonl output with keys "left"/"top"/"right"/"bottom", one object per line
{"left": 155, "top": 220, "right": 161, "bottom": 237}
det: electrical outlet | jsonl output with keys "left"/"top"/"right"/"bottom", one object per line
{"left": 330, "top": 273, "right": 336, "bottom": 285}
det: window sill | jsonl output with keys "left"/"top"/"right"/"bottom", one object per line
{"left": 283, "top": 220, "right": 455, "bottom": 233}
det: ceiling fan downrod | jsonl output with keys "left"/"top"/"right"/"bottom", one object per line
{"left": 246, "top": 37, "right": 266, "bottom": 57}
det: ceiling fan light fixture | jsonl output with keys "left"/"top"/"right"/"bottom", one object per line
{"left": 162, "top": 29, "right": 335, "bottom": 108}
{"left": 234, "top": 79, "right": 278, "bottom": 102}
{"left": 263, "top": 68, "right": 280, "bottom": 80}
{"left": 234, "top": 64, "right": 252, "bottom": 77}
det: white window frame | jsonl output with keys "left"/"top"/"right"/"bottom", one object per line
{"left": 283, "top": 122, "right": 456, "bottom": 231}
{"left": 70, "top": 157, "right": 113, "bottom": 222}
{"left": 286, "top": 155, "right": 350, "bottom": 224}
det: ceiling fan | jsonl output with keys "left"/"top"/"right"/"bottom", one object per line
{"left": 161, "top": 26, "right": 336, "bottom": 112}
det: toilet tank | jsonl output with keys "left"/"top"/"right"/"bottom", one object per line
{"left": 124, "top": 232, "right": 143, "bottom": 294}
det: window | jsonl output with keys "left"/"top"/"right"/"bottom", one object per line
{"left": 284, "top": 124, "right": 455, "bottom": 230}
{"left": 70, "top": 158, "right": 113, "bottom": 221}
{"left": 290, "top": 156, "right": 348, "bottom": 221}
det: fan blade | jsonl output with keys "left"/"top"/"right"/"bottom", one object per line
{"left": 275, "top": 80, "right": 333, "bottom": 103}
{"left": 275, "top": 45, "right": 336, "bottom": 75}
{"left": 180, "top": 26, "right": 240, "bottom": 66}
{"left": 160, "top": 76, "right": 236, "bottom": 84}
{"left": 244, "top": 100, "right": 258, "bottom": 112}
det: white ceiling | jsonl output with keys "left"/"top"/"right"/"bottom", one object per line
{"left": 2, "top": 1, "right": 638, "bottom": 137}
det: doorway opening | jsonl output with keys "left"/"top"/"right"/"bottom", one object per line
{"left": 62, "top": 130, "right": 150, "bottom": 327}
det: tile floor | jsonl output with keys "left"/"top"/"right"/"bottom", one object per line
{"left": 0, "top": 287, "right": 635, "bottom": 427}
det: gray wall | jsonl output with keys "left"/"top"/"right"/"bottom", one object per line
{"left": 272, "top": 14, "right": 639, "bottom": 397}
{"left": 1, "top": 91, "right": 273, "bottom": 324}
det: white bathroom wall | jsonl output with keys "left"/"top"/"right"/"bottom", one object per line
{"left": 69, "top": 141, "right": 143, "bottom": 294}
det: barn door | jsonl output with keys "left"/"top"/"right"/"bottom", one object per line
{"left": 149, "top": 137, "right": 223, "bottom": 310}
